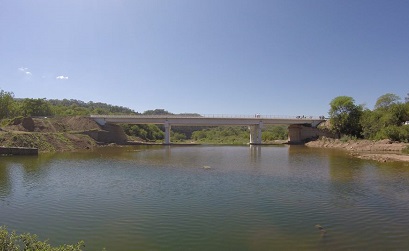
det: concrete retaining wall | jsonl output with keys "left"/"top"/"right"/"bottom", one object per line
{"left": 0, "top": 147, "right": 38, "bottom": 156}
{"left": 83, "top": 123, "right": 128, "bottom": 144}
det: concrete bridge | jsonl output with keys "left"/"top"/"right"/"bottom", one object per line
{"left": 90, "top": 114, "right": 326, "bottom": 144}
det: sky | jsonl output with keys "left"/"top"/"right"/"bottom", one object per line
{"left": 1, "top": 0, "right": 408, "bottom": 116}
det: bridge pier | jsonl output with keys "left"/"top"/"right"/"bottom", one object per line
{"left": 249, "top": 122, "right": 263, "bottom": 145}
{"left": 164, "top": 121, "right": 171, "bottom": 144}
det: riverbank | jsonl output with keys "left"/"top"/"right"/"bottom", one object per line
{"left": 0, "top": 116, "right": 101, "bottom": 152}
{"left": 306, "top": 138, "right": 409, "bottom": 162}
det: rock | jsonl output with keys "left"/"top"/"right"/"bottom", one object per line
{"left": 315, "top": 224, "right": 327, "bottom": 236}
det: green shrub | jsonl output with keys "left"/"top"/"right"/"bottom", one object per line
{"left": 171, "top": 132, "right": 187, "bottom": 142}
{"left": 0, "top": 226, "right": 85, "bottom": 251}
{"left": 375, "top": 125, "right": 409, "bottom": 142}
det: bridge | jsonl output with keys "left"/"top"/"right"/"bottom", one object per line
{"left": 91, "top": 114, "right": 326, "bottom": 144}
{"left": 90, "top": 114, "right": 326, "bottom": 144}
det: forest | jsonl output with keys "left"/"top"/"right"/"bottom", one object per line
{"left": 1, "top": 89, "right": 409, "bottom": 143}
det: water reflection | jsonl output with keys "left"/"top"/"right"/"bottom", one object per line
{"left": 249, "top": 145, "right": 261, "bottom": 162}
{"left": 326, "top": 151, "right": 369, "bottom": 209}
{"left": 0, "top": 155, "right": 54, "bottom": 198}
{"left": 328, "top": 153, "right": 366, "bottom": 182}
{"left": 0, "top": 161, "right": 11, "bottom": 198}
{"left": 1, "top": 146, "right": 409, "bottom": 250}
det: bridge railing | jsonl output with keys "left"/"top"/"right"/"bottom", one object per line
{"left": 91, "top": 114, "right": 326, "bottom": 120}
{"left": 201, "top": 114, "right": 326, "bottom": 119}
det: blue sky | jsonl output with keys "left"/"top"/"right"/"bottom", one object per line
{"left": 1, "top": 0, "right": 408, "bottom": 116}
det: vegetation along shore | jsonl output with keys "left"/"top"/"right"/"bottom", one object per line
{"left": 306, "top": 93, "right": 409, "bottom": 162}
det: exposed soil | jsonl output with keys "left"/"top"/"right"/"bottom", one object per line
{"left": 0, "top": 116, "right": 103, "bottom": 152}
{"left": 306, "top": 138, "right": 409, "bottom": 162}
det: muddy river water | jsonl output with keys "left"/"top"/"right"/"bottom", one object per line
{"left": 1, "top": 145, "right": 409, "bottom": 250}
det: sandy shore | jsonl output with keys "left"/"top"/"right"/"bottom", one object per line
{"left": 306, "top": 138, "right": 409, "bottom": 162}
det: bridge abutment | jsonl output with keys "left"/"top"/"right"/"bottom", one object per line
{"left": 288, "top": 124, "right": 330, "bottom": 144}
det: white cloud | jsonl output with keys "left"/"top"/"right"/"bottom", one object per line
{"left": 18, "top": 67, "right": 32, "bottom": 75}
{"left": 56, "top": 75, "right": 69, "bottom": 80}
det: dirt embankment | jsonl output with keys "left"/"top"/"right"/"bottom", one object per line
{"left": 306, "top": 138, "right": 409, "bottom": 162}
{"left": 0, "top": 116, "right": 106, "bottom": 152}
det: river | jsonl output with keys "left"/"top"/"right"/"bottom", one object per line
{"left": 1, "top": 145, "right": 409, "bottom": 250}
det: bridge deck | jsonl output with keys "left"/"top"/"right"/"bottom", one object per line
{"left": 90, "top": 115, "right": 325, "bottom": 126}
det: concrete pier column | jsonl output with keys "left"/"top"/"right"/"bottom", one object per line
{"left": 288, "top": 124, "right": 302, "bottom": 144}
{"left": 164, "top": 121, "right": 171, "bottom": 145}
{"left": 249, "top": 126, "right": 256, "bottom": 144}
{"left": 256, "top": 122, "right": 263, "bottom": 144}
{"left": 249, "top": 122, "right": 263, "bottom": 145}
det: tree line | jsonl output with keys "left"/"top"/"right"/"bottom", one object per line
{"left": 329, "top": 93, "right": 409, "bottom": 142}
{"left": 0, "top": 89, "right": 137, "bottom": 119}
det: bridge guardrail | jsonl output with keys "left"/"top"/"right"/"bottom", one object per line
{"left": 90, "top": 114, "right": 326, "bottom": 120}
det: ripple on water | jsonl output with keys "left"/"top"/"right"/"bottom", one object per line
{"left": 1, "top": 146, "right": 409, "bottom": 250}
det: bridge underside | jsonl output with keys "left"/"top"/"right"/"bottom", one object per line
{"left": 91, "top": 115, "right": 326, "bottom": 145}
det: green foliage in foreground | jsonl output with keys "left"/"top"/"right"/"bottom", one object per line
{"left": 0, "top": 226, "right": 85, "bottom": 251}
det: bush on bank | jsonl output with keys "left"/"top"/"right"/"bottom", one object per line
{"left": 0, "top": 226, "right": 85, "bottom": 251}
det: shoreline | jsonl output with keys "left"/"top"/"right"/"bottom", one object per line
{"left": 306, "top": 138, "right": 409, "bottom": 162}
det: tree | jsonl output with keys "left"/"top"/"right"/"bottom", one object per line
{"left": 329, "top": 96, "right": 363, "bottom": 137}
{"left": 0, "top": 89, "right": 15, "bottom": 119}
{"left": 20, "top": 98, "right": 53, "bottom": 117}
{"left": 143, "top": 109, "right": 172, "bottom": 115}
{"left": 374, "top": 93, "right": 400, "bottom": 110}
{"left": 361, "top": 96, "right": 409, "bottom": 140}
{"left": 360, "top": 109, "right": 382, "bottom": 139}
{"left": 405, "top": 93, "right": 409, "bottom": 103}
